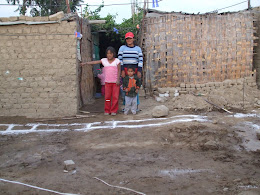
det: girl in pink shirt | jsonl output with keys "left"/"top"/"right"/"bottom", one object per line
{"left": 81, "top": 47, "right": 121, "bottom": 115}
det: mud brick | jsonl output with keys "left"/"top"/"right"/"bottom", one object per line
{"left": 49, "top": 11, "right": 64, "bottom": 21}
{"left": 195, "top": 84, "right": 201, "bottom": 88}
{"left": 64, "top": 160, "right": 75, "bottom": 171}
{"left": 223, "top": 80, "right": 232, "bottom": 86}
{"left": 25, "top": 16, "right": 34, "bottom": 21}
{"left": 190, "top": 84, "right": 195, "bottom": 88}
{"left": 0, "top": 17, "right": 9, "bottom": 22}
{"left": 180, "top": 83, "right": 186, "bottom": 88}
{"left": 219, "top": 82, "right": 224, "bottom": 87}
{"left": 19, "top": 15, "right": 26, "bottom": 21}
{"left": 9, "top": 17, "right": 19, "bottom": 22}
{"left": 214, "top": 82, "right": 221, "bottom": 87}
{"left": 204, "top": 87, "right": 211, "bottom": 91}
{"left": 208, "top": 82, "right": 215, "bottom": 87}
{"left": 179, "top": 91, "right": 188, "bottom": 94}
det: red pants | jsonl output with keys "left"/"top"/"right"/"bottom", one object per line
{"left": 105, "top": 83, "right": 120, "bottom": 114}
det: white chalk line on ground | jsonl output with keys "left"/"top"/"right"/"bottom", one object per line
{"left": 94, "top": 177, "right": 146, "bottom": 195}
{"left": 0, "top": 178, "right": 79, "bottom": 195}
{"left": 230, "top": 113, "right": 260, "bottom": 118}
{"left": 0, "top": 115, "right": 209, "bottom": 135}
{"left": 160, "top": 168, "right": 214, "bottom": 179}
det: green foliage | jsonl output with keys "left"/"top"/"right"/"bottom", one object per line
{"left": 83, "top": 2, "right": 144, "bottom": 45}
{"left": 6, "top": 0, "right": 83, "bottom": 16}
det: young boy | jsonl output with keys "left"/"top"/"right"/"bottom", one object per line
{"left": 123, "top": 67, "right": 141, "bottom": 115}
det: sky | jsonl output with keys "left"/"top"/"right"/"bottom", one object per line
{"left": 0, "top": 0, "right": 259, "bottom": 24}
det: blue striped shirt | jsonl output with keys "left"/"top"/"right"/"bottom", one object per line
{"left": 118, "top": 45, "right": 143, "bottom": 72}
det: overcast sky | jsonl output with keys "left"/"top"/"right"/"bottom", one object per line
{"left": 0, "top": 0, "right": 259, "bottom": 23}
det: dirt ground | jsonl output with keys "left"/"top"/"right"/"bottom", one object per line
{"left": 0, "top": 88, "right": 260, "bottom": 195}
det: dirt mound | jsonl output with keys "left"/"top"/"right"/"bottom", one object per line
{"left": 166, "top": 85, "right": 260, "bottom": 111}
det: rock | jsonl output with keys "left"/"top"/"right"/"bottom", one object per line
{"left": 233, "top": 178, "right": 242, "bottom": 182}
{"left": 152, "top": 105, "right": 169, "bottom": 118}
{"left": 204, "top": 140, "right": 218, "bottom": 150}
{"left": 155, "top": 96, "right": 168, "bottom": 103}
{"left": 212, "top": 120, "right": 218, "bottom": 124}
{"left": 155, "top": 96, "right": 162, "bottom": 102}
{"left": 64, "top": 160, "right": 75, "bottom": 171}
{"left": 223, "top": 188, "right": 228, "bottom": 192}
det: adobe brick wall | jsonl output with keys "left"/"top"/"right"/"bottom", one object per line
{"left": 0, "top": 14, "right": 82, "bottom": 118}
{"left": 253, "top": 7, "right": 260, "bottom": 88}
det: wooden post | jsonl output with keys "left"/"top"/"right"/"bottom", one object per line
{"left": 248, "top": 0, "right": 251, "bottom": 9}
{"left": 66, "top": 0, "right": 71, "bottom": 13}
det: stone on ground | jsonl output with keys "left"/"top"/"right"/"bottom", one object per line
{"left": 152, "top": 105, "right": 169, "bottom": 118}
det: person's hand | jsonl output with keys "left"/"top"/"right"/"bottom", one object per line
{"left": 125, "top": 89, "right": 128, "bottom": 92}
{"left": 121, "top": 70, "right": 125, "bottom": 78}
{"left": 80, "top": 62, "right": 85, "bottom": 66}
{"left": 116, "top": 80, "right": 120, "bottom": 86}
{"left": 135, "top": 89, "right": 139, "bottom": 93}
{"left": 137, "top": 71, "right": 142, "bottom": 78}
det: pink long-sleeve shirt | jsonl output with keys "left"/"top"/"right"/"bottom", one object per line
{"left": 101, "top": 58, "right": 120, "bottom": 83}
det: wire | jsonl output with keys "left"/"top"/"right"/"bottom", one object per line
{"left": 0, "top": 1, "right": 163, "bottom": 7}
{"left": 207, "top": 0, "right": 248, "bottom": 13}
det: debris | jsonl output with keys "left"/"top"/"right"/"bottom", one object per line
{"left": 223, "top": 188, "right": 229, "bottom": 192}
{"left": 174, "top": 91, "right": 179, "bottom": 97}
{"left": 191, "top": 92, "right": 232, "bottom": 114}
{"left": 152, "top": 105, "right": 169, "bottom": 118}
{"left": 64, "top": 160, "right": 75, "bottom": 171}
{"left": 0, "top": 178, "right": 79, "bottom": 195}
{"left": 79, "top": 110, "right": 90, "bottom": 114}
{"left": 203, "top": 140, "right": 219, "bottom": 150}
{"left": 93, "top": 177, "right": 146, "bottom": 195}
{"left": 155, "top": 96, "right": 167, "bottom": 102}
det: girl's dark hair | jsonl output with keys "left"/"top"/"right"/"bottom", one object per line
{"left": 106, "top": 46, "right": 116, "bottom": 58}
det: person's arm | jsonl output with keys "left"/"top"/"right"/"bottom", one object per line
{"left": 123, "top": 77, "right": 128, "bottom": 92}
{"left": 135, "top": 76, "right": 141, "bottom": 93}
{"left": 116, "top": 62, "right": 121, "bottom": 85}
{"left": 80, "top": 60, "right": 102, "bottom": 66}
{"left": 137, "top": 47, "right": 143, "bottom": 78}
{"left": 118, "top": 46, "right": 125, "bottom": 77}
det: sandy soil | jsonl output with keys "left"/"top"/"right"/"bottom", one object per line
{"left": 0, "top": 92, "right": 260, "bottom": 195}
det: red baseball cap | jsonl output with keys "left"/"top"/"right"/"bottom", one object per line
{"left": 125, "top": 32, "right": 134, "bottom": 39}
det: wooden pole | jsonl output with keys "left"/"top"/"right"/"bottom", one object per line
{"left": 66, "top": 0, "right": 71, "bottom": 13}
{"left": 248, "top": 0, "right": 251, "bottom": 9}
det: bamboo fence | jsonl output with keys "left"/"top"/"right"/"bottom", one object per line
{"left": 142, "top": 11, "right": 256, "bottom": 89}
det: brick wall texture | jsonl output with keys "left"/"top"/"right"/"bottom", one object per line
{"left": 253, "top": 7, "right": 260, "bottom": 88}
{"left": 0, "top": 16, "right": 81, "bottom": 118}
